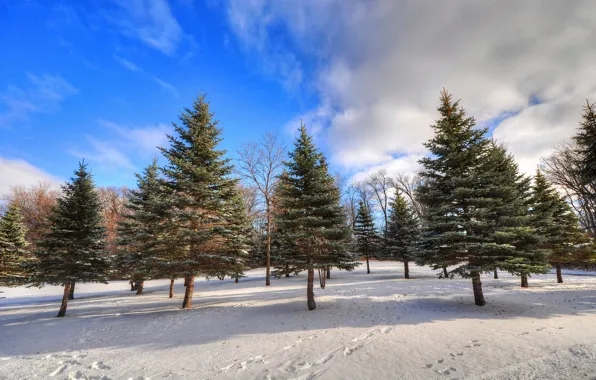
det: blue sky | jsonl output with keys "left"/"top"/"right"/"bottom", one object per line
{"left": 0, "top": 0, "right": 315, "bottom": 190}
{"left": 1, "top": 1, "right": 594, "bottom": 195}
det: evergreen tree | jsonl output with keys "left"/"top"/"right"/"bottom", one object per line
{"left": 480, "top": 145, "right": 548, "bottom": 288}
{"left": 416, "top": 90, "right": 492, "bottom": 305}
{"left": 379, "top": 193, "right": 419, "bottom": 279}
{"left": 117, "top": 159, "right": 172, "bottom": 295}
{"left": 275, "top": 126, "right": 358, "bottom": 310}
{"left": 33, "top": 162, "right": 110, "bottom": 317}
{"left": 354, "top": 201, "right": 379, "bottom": 274}
{"left": 159, "top": 95, "right": 245, "bottom": 309}
{"left": 531, "top": 169, "right": 587, "bottom": 283}
{"left": 0, "top": 203, "right": 29, "bottom": 286}
{"left": 574, "top": 100, "right": 596, "bottom": 193}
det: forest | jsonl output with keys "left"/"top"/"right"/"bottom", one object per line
{"left": 1, "top": 90, "right": 596, "bottom": 316}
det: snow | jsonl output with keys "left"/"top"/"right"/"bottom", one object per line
{"left": 1, "top": 262, "right": 595, "bottom": 380}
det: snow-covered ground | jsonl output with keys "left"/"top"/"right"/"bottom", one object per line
{"left": 1, "top": 262, "right": 595, "bottom": 380}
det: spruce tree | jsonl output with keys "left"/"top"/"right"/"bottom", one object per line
{"left": 117, "top": 158, "right": 172, "bottom": 295}
{"left": 0, "top": 203, "right": 29, "bottom": 286}
{"left": 480, "top": 144, "right": 548, "bottom": 288}
{"left": 275, "top": 126, "right": 357, "bottom": 310}
{"left": 159, "top": 94, "right": 245, "bottom": 309}
{"left": 33, "top": 162, "right": 110, "bottom": 317}
{"left": 574, "top": 100, "right": 596, "bottom": 193}
{"left": 354, "top": 201, "right": 379, "bottom": 274}
{"left": 379, "top": 193, "right": 419, "bottom": 279}
{"left": 531, "top": 169, "right": 587, "bottom": 283}
{"left": 416, "top": 90, "right": 492, "bottom": 305}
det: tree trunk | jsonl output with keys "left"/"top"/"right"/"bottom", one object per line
{"left": 235, "top": 277, "right": 239, "bottom": 283}
{"left": 404, "top": 260, "right": 410, "bottom": 279}
{"left": 57, "top": 282, "right": 71, "bottom": 317}
{"left": 135, "top": 281, "right": 144, "bottom": 295}
{"left": 555, "top": 263, "right": 563, "bottom": 283}
{"left": 443, "top": 265, "right": 448, "bottom": 278}
{"left": 318, "top": 269, "right": 326, "bottom": 289}
{"left": 521, "top": 273, "right": 528, "bottom": 288}
{"left": 285, "top": 273, "right": 290, "bottom": 278}
{"left": 266, "top": 205, "right": 271, "bottom": 286}
{"left": 182, "top": 274, "right": 195, "bottom": 309}
{"left": 169, "top": 278, "right": 174, "bottom": 298}
{"left": 130, "top": 280, "right": 135, "bottom": 291}
{"left": 68, "top": 282, "right": 75, "bottom": 300}
{"left": 184, "top": 277, "right": 189, "bottom": 287}
{"left": 307, "top": 268, "right": 316, "bottom": 310}
{"left": 326, "top": 267, "right": 331, "bottom": 279}
{"left": 493, "top": 268, "right": 498, "bottom": 279}
{"left": 471, "top": 271, "right": 485, "bottom": 306}
{"left": 366, "top": 253, "right": 370, "bottom": 274}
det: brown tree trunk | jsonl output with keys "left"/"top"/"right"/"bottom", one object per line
{"left": 555, "top": 263, "right": 563, "bottom": 283}
{"left": 169, "top": 278, "right": 174, "bottom": 298}
{"left": 366, "top": 253, "right": 370, "bottom": 274}
{"left": 57, "top": 282, "right": 71, "bottom": 317}
{"left": 493, "top": 268, "right": 498, "bottom": 279}
{"left": 521, "top": 273, "right": 528, "bottom": 288}
{"left": 471, "top": 271, "right": 486, "bottom": 306}
{"left": 182, "top": 274, "right": 195, "bottom": 309}
{"left": 68, "top": 282, "right": 75, "bottom": 300}
{"left": 326, "top": 267, "right": 331, "bottom": 279}
{"left": 307, "top": 268, "right": 316, "bottom": 310}
{"left": 318, "top": 269, "right": 326, "bottom": 289}
{"left": 130, "top": 280, "right": 134, "bottom": 291}
{"left": 235, "top": 277, "right": 239, "bottom": 283}
{"left": 266, "top": 206, "right": 271, "bottom": 286}
{"left": 404, "top": 260, "right": 410, "bottom": 279}
{"left": 184, "top": 277, "right": 189, "bottom": 287}
{"left": 135, "top": 281, "right": 144, "bottom": 295}
{"left": 285, "top": 273, "right": 290, "bottom": 278}
{"left": 443, "top": 265, "right": 448, "bottom": 278}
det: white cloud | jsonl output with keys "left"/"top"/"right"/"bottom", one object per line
{"left": 225, "top": 0, "right": 596, "bottom": 175}
{"left": 0, "top": 157, "right": 62, "bottom": 198}
{"left": 107, "top": 0, "right": 186, "bottom": 55}
{"left": 70, "top": 120, "right": 171, "bottom": 173}
{"left": 0, "top": 74, "right": 77, "bottom": 128}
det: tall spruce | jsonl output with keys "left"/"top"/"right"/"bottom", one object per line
{"left": 531, "top": 169, "right": 587, "bottom": 283}
{"left": 379, "top": 193, "right": 419, "bottom": 279}
{"left": 33, "top": 162, "right": 110, "bottom": 317}
{"left": 354, "top": 201, "right": 379, "bottom": 274}
{"left": 275, "top": 126, "right": 357, "bottom": 310}
{"left": 574, "top": 100, "right": 596, "bottom": 194}
{"left": 416, "top": 90, "right": 492, "bottom": 305}
{"left": 159, "top": 94, "right": 245, "bottom": 309}
{"left": 0, "top": 203, "right": 29, "bottom": 286}
{"left": 117, "top": 158, "right": 171, "bottom": 295}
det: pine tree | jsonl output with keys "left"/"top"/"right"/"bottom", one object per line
{"left": 33, "top": 162, "right": 110, "bottom": 317}
{"left": 531, "top": 169, "right": 587, "bottom": 283}
{"left": 574, "top": 100, "right": 596, "bottom": 193}
{"left": 159, "top": 94, "right": 245, "bottom": 309}
{"left": 379, "top": 193, "right": 419, "bottom": 279}
{"left": 0, "top": 203, "right": 29, "bottom": 286}
{"left": 275, "top": 126, "right": 358, "bottom": 310}
{"left": 117, "top": 158, "right": 172, "bottom": 295}
{"left": 354, "top": 201, "right": 379, "bottom": 274}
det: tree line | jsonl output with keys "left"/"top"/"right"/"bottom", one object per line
{"left": 1, "top": 91, "right": 595, "bottom": 316}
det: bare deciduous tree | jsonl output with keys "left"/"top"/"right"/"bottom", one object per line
{"left": 368, "top": 169, "right": 391, "bottom": 237}
{"left": 392, "top": 173, "right": 423, "bottom": 218}
{"left": 542, "top": 142, "right": 596, "bottom": 237}
{"left": 236, "top": 132, "right": 286, "bottom": 286}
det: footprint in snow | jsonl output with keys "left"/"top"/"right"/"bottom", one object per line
{"left": 536, "top": 327, "right": 546, "bottom": 332}
{"left": 90, "top": 361, "right": 110, "bottom": 370}
{"left": 437, "top": 359, "right": 444, "bottom": 364}
{"left": 352, "top": 332, "right": 373, "bottom": 342}
{"left": 343, "top": 344, "right": 363, "bottom": 357}
{"left": 380, "top": 327, "right": 393, "bottom": 334}
{"left": 424, "top": 364, "right": 433, "bottom": 369}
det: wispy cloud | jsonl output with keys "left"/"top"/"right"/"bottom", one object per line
{"left": 0, "top": 74, "right": 77, "bottom": 128}
{"left": 70, "top": 120, "right": 171, "bottom": 174}
{"left": 113, "top": 54, "right": 179, "bottom": 96}
{"left": 106, "top": 0, "right": 189, "bottom": 56}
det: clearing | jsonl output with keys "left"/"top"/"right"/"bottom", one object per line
{"left": 1, "top": 261, "right": 595, "bottom": 380}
